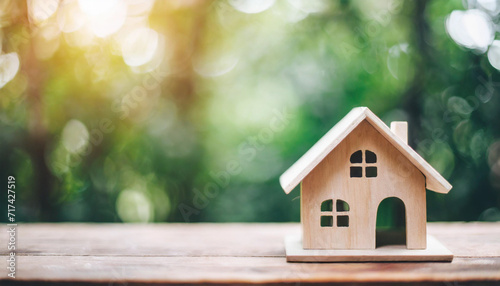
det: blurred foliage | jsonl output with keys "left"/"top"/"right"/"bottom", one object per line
{"left": 0, "top": 0, "right": 499, "bottom": 224}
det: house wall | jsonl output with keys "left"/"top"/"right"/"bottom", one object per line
{"left": 301, "top": 120, "right": 426, "bottom": 249}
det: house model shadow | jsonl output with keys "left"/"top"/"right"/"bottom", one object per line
{"left": 280, "top": 107, "right": 453, "bottom": 262}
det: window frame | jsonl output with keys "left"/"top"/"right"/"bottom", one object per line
{"left": 350, "top": 150, "right": 377, "bottom": 178}
{"left": 320, "top": 199, "right": 350, "bottom": 228}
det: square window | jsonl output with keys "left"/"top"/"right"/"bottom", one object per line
{"left": 366, "top": 167, "right": 377, "bottom": 178}
{"left": 321, "top": 216, "right": 333, "bottom": 227}
{"left": 337, "top": 215, "right": 349, "bottom": 227}
{"left": 350, "top": 167, "right": 362, "bottom": 178}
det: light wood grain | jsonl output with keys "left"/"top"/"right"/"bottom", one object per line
{"left": 6, "top": 256, "right": 500, "bottom": 284}
{"left": 391, "top": 121, "right": 408, "bottom": 144}
{"left": 302, "top": 120, "right": 427, "bottom": 249}
{"left": 280, "top": 107, "right": 366, "bottom": 194}
{"left": 279, "top": 107, "right": 452, "bottom": 194}
{"left": 0, "top": 223, "right": 499, "bottom": 285}
{"left": 285, "top": 234, "right": 452, "bottom": 262}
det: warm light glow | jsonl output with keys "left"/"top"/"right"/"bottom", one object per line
{"left": 33, "top": 23, "right": 61, "bottom": 60}
{"left": 57, "top": 0, "right": 85, "bottom": 33}
{"left": 0, "top": 52, "right": 20, "bottom": 89}
{"left": 121, "top": 27, "right": 160, "bottom": 67}
{"left": 88, "top": 0, "right": 127, "bottom": 38}
{"left": 28, "top": 0, "right": 60, "bottom": 24}
{"left": 229, "top": 0, "right": 275, "bottom": 14}
{"left": 126, "top": 0, "right": 155, "bottom": 16}
{"left": 64, "top": 25, "right": 95, "bottom": 47}
{"left": 78, "top": 0, "right": 118, "bottom": 16}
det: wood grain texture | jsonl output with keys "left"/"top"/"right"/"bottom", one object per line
{"left": 390, "top": 121, "right": 408, "bottom": 144}
{"left": 285, "top": 234, "right": 452, "bottom": 262}
{"left": 0, "top": 222, "right": 499, "bottom": 285}
{"left": 279, "top": 107, "right": 452, "bottom": 194}
{"left": 302, "top": 120, "right": 426, "bottom": 249}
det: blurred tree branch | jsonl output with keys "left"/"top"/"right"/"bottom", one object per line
{"left": 23, "top": 19, "right": 57, "bottom": 221}
{"left": 401, "top": 0, "right": 430, "bottom": 147}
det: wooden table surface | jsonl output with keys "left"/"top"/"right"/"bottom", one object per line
{"left": 1, "top": 222, "right": 500, "bottom": 285}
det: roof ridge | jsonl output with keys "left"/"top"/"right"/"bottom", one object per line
{"left": 279, "top": 107, "right": 452, "bottom": 195}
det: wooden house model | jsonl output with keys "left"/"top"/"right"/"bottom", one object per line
{"left": 280, "top": 107, "right": 452, "bottom": 261}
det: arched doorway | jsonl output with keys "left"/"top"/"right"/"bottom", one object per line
{"left": 376, "top": 197, "right": 406, "bottom": 247}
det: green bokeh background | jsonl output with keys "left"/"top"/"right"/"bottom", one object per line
{"left": 0, "top": 0, "right": 499, "bottom": 224}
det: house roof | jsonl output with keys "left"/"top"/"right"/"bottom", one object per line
{"left": 279, "top": 107, "right": 452, "bottom": 195}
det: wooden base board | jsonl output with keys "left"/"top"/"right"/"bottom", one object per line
{"left": 285, "top": 234, "right": 453, "bottom": 262}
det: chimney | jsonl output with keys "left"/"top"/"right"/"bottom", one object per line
{"left": 390, "top": 121, "right": 408, "bottom": 145}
